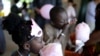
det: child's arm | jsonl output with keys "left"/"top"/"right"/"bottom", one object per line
{"left": 43, "top": 24, "right": 54, "bottom": 45}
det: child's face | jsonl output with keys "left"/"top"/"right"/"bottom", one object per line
{"left": 53, "top": 12, "right": 68, "bottom": 29}
{"left": 29, "top": 37, "right": 44, "bottom": 54}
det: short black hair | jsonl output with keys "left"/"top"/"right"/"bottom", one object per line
{"left": 3, "top": 13, "right": 33, "bottom": 46}
{"left": 50, "top": 6, "right": 67, "bottom": 22}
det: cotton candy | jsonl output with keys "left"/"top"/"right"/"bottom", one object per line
{"left": 75, "top": 22, "right": 90, "bottom": 43}
{"left": 40, "top": 4, "right": 54, "bottom": 20}
{"left": 75, "top": 22, "right": 90, "bottom": 52}
{"left": 39, "top": 43, "right": 63, "bottom": 56}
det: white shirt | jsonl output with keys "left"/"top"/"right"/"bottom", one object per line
{"left": 85, "top": 1, "right": 97, "bottom": 32}
{"left": 66, "top": 5, "right": 76, "bottom": 23}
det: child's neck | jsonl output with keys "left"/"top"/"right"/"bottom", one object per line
{"left": 18, "top": 48, "right": 30, "bottom": 56}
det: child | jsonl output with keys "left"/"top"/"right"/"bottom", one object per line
{"left": 43, "top": 6, "right": 74, "bottom": 52}
{"left": 3, "top": 13, "right": 44, "bottom": 56}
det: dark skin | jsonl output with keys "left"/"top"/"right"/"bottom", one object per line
{"left": 51, "top": 11, "right": 68, "bottom": 29}
{"left": 12, "top": 36, "right": 44, "bottom": 56}
{"left": 29, "top": 37, "right": 44, "bottom": 54}
{"left": 51, "top": 11, "right": 74, "bottom": 48}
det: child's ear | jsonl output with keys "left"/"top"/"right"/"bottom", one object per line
{"left": 23, "top": 43, "right": 30, "bottom": 51}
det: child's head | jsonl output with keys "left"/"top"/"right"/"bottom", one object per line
{"left": 3, "top": 13, "right": 44, "bottom": 54}
{"left": 12, "top": 20, "right": 44, "bottom": 54}
{"left": 50, "top": 6, "right": 68, "bottom": 29}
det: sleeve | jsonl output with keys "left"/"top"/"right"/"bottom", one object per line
{"left": 56, "top": 0, "right": 62, "bottom": 7}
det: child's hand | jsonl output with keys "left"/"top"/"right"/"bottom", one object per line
{"left": 70, "top": 18, "right": 77, "bottom": 24}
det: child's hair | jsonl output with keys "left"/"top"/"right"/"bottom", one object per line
{"left": 50, "top": 6, "right": 67, "bottom": 22}
{"left": 3, "top": 13, "right": 33, "bottom": 46}
{"left": 95, "top": 3, "right": 100, "bottom": 31}
{"left": 3, "top": 13, "right": 22, "bottom": 34}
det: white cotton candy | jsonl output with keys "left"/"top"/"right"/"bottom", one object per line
{"left": 75, "top": 40, "right": 84, "bottom": 52}
{"left": 39, "top": 43, "right": 63, "bottom": 56}
{"left": 75, "top": 22, "right": 90, "bottom": 43}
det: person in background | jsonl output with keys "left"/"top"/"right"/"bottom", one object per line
{"left": 43, "top": 7, "right": 74, "bottom": 55}
{"left": 33, "top": 0, "right": 62, "bottom": 29}
{"left": 0, "top": 1, "right": 6, "bottom": 55}
{"left": 66, "top": 0, "right": 77, "bottom": 34}
{"left": 85, "top": 0, "right": 100, "bottom": 33}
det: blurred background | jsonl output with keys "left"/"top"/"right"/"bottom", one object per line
{"left": 0, "top": 0, "right": 93, "bottom": 56}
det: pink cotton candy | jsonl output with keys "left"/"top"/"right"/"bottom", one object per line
{"left": 40, "top": 4, "right": 54, "bottom": 20}
{"left": 75, "top": 22, "right": 90, "bottom": 43}
{"left": 39, "top": 43, "right": 63, "bottom": 56}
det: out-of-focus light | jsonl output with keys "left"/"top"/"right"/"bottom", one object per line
{"left": 2, "top": 0, "right": 11, "bottom": 16}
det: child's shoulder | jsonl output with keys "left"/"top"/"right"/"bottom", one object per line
{"left": 44, "top": 23, "right": 53, "bottom": 29}
{"left": 44, "top": 23, "right": 55, "bottom": 32}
